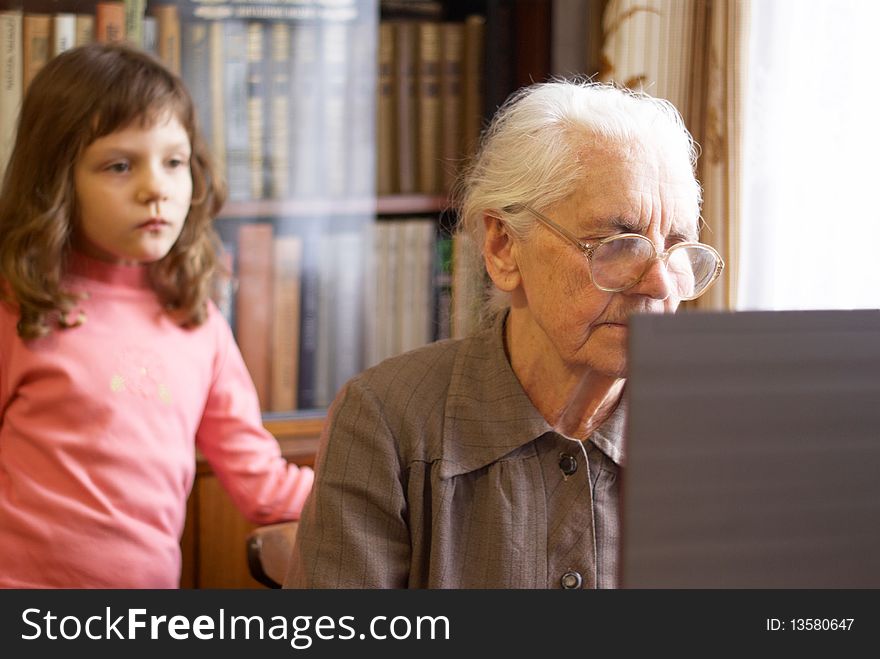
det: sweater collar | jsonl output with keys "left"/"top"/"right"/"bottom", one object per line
{"left": 439, "top": 310, "right": 626, "bottom": 478}
{"left": 67, "top": 251, "right": 150, "bottom": 289}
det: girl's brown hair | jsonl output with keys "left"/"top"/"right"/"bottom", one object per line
{"left": 0, "top": 42, "right": 227, "bottom": 339}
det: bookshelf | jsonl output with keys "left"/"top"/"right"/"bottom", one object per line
{"left": 0, "top": 0, "right": 607, "bottom": 587}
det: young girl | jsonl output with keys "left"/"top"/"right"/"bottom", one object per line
{"left": 0, "top": 43, "right": 313, "bottom": 588}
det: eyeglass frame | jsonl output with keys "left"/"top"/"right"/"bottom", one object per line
{"left": 502, "top": 203, "right": 725, "bottom": 300}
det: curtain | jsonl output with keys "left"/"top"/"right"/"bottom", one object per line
{"left": 600, "top": 0, "right": 750, "bottom": 310}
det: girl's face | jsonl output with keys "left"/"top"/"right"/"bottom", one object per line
{"left": 73, "top": 111, "right": 193, "bottom": 265}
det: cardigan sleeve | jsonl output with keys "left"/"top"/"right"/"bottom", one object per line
{"left": 284, "top": 375, "right": 411, "bottom": 588}
{"left": 195, "top": 310, "right": 313, "bottom": 524}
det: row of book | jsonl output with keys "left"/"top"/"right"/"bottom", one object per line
{"left": 222, "top": 217, "right": 444, "bottom": 413}
{"left": 180, "top": 10, "right": 377, "bottom": 204}
{"left": 377, "top": 15, "right": 485, "bottom": 197}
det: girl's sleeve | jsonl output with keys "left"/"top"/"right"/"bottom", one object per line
{"left": 195, "top": 312, "right": 314, "bottom": 524}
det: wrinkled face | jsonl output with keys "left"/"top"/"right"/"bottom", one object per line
{"left": 509, "top": 137, "right": 700, "bottom": 378}
{"left": 73, "top": 112, "right": 193, "bottom": 265}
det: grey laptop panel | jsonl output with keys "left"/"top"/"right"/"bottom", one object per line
{"left": 622, "top": 309, "right": 880, "bottom": 588}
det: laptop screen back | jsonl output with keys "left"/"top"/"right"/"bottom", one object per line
{"left": 621, "top": 309, "right": 880, "bottom": 588}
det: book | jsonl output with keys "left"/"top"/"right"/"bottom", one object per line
{"left": 461, "top": 14, "right": 485, "bottom": 161}
{"left": 551, "top": 0, "right": 589, "bottom": 77}
{"left": 245, "top": 21, "right": 268, "bottom": 201}
{"left": 142, "top": 14, "right": 157, "bottom": 52}
{"left": 181, "top": 19, "right": 212, "bottom": 149}
{"left": 269, "top": 235, "right": 303, "bottom": 412}
{"left": 416, "top": 20, "right": 442, "bottom": 195}
{"left": 288, "top": 19, "right": 320, "bottom": 199}
{"left": 412, "top": 219, "right": 436, "bottom": 350}
{"left": 74, "top": 14, "right": 94, "bottom": 46}
{"left": 296, "top": 221, "right": 322, "bottom": 409}
{"left": 376, "top": 21, "right": 396, "bottom": 195}
{"left": 318, "top": 19, "right": 349, "bottom": 198}
{"left": 382, "top": 220, "right": 401, "bottom": 359}
{"left": 363, "top": 221, "right": 383, "bottom": 368}
{"left": 0, "top": 9, "right": 22, "bottom": 182}
{"left": 393, "top": 20, "right": 418, "bottom": 194}
{"left": 484, "top": 0, "right": 515, "bottom": 119}
{"left": 433, "top": 230, "right": 453, "bottom": 341}
{"left": 439, "top": 21, "right": 464, "bottom": 193}
{"left": 124, "top": 0, "right": 145, "bottom": 48}
{"left": 513, "top": 0, "right": 551, "bottom": 88}
{"left": 331, "top": 229, "right": 365, "bottom": 396}
{"left": 22, "top": 13, "right": 51, "bottom": 91}
{"left": 51, "top": 13, "right": 76, "bottom": 57}
{"left": 266, "top": 21, "right": 290, "bottom": 200}
{"left": 451, "top": 231, "right": 485, "bottom": 339}
{"left": 312, "top": 231, "right": 335, "bottom": 408}
{"left": 346, "top": 14, "right": 376, "bottom": 199}
{"left": 207, "top": 20, "right": 226, "bottom": 180}
{"left": 95, "top": 2, "right": 126, "bottom": 44}
{"left": 153, "top": 4, "right": 181, "bottom": 75}
{"left": 235, "top": 222, "right": 274, "bottom": 410}
{"left": 223, "top": 20, "right": 250, "bottom": 202}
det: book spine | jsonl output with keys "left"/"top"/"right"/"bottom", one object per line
{"left": 346, "top": 14, "right": 376, "bottom": 199}
{"left": 141, "top": 14, "right": 157, "bottom": 52}
{"left": 51, "top": 13, "right": 76, "bottom": 57}
{"left": 376, "top": 21, "right": 396, "bottom": 195}
{"left": 245, "top": 21, "right": 268, "bottom": 201}
{"left": 461, "top": 14, "right": 486, "bottom": 161}
{"left": 22, "top": 13, "right": 51, "bottom": 92}
{"left": 235, "top": 222, "right": 274, "bottom": 410}
{"left": 296, "top": 224, "right": 321, "bottom": 409}
{"left": 95, "top": 2, "right": 126, "bottom": 44}
{"left": 0, "top": 10, "right": 22, "bottom": 183}
{"left": 208, "top": 20, "right": 226, "bottom": 179}
{"left": 270, "top": 235, "right": 303, "bottom": 412}
{"left": 223, "top": 20, "right": 250, "bottom": 202}
{"left": 393, "top": 20, "right": 418, "bottom": 194}
{"left": 288, "top": 20, "right": 320, "bottom": 199}
{"left": 331, "top": 229, "right": 365, "bottom": 395}
{"left": 416, "top": 20, "right": 441, "bottom": 195}
{"left": 74, "top": 14, "right": 94, "bottom": 46}
{"left": 440, "top": 21, "right": 464, "bottom": 194}
{"left": 318, "top": 19, "right": 349, "bottom": 198}
{"left": 123, "top": 0, "right": 145, "bottom": 48}
{"left": 513, "top": 0, "right": 551, "bottom": 88}
{"left": 181, "top": 19, "right": 212, "bottom": 148}
{"left": 267, "top": 21, "right": 290, "bottom": 200}
{"left": 153, "top": 4, "right": 181, "bottom": 75}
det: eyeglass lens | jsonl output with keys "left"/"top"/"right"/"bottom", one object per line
{"left": 590, "top": 236, "right": 717, "bottom": 298}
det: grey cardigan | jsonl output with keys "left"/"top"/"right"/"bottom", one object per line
{"left": 284, "top": 313, "right": 624, "bottom": 588}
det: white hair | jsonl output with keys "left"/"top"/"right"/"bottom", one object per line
{"left": 452, "top": 79, "right": 702, "bottom": 319}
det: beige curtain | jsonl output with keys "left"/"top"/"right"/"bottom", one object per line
{"left": 600, "top": 0, "right": 750, "bottom": 310}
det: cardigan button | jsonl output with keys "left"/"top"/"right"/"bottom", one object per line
{"left": 558, "top": 453, "right": 578, "bottom": 476}
{"left": 560, "top": 571, "right": 583, "bottom": 589}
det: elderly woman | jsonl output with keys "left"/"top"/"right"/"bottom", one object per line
{"left": 285, "top": 81, "right": 723, "bottom": 589}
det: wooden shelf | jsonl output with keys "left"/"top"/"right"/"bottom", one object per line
{"left": 218, "top": 194, "right": 449, "bottom": 219}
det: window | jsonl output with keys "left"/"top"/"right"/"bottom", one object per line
{"left": 739, "top": 0, "right": 880, "bottom": 310}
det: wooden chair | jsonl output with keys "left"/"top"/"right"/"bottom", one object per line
{"left": 246, "top": 521, "right": 298, "bottom": 588}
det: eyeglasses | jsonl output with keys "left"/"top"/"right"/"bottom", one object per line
{"left": 504, "top": 204, "right": 724, "bottom": 301}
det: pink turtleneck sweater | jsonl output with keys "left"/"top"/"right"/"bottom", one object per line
{"left": 0, "top": 254, "right": 313, "bottom": 588}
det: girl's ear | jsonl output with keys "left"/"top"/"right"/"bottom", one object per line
{"left": 482, "top": 213, "right": 521, "bottom": 293}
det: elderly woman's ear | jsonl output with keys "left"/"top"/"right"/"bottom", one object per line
{"left": 482, "top": 213, "right": 522, "bottom": 292}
